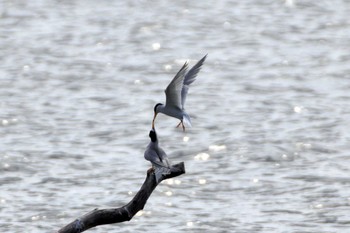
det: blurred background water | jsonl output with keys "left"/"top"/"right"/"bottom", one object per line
{"left": 1, "top": 0, "right": 350, "bottom": 232}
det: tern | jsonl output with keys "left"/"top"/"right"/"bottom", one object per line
{"left": 144, "top": 129, "right": 171, "bottom": 182}
{"left": 152, "top": 54, "right": 207, "bottom": 131}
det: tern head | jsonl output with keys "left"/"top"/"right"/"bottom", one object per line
{"left": 152, "top": 103, "right": 163, "bottom": 129}
{"left": 154, "top": 103, "right": 163, "bottom": 113}
{"left": 149, "top": 129, "right": 157, "bottom": 142}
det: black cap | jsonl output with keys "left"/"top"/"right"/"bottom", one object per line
{"left": 154, "top": 103, "right": 163, "bottom": 112}
{"left": 149, "top": 129, "right": 157, "bottom": 142}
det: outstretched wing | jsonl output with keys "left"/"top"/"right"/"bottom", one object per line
{"left": 165, "top": 62, "right": 189, "bottom": 109}
{"left": 181, "top": 54, "right": 207, "bottom": 109}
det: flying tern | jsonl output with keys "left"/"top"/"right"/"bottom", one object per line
{"left": 152, "top": 54, "right": 207, "bottom": 131}
{"left": 144, "top": 129, "right": 171, "bottom": 182}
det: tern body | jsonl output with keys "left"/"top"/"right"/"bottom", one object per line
{"left": 152, "top": 54, "right": 207, "bottom": 131}
{"left": 144, "top": 129, "right": 171, "bottom": 182}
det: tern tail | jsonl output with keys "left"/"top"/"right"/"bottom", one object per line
{"left": 154, "top": 166, "right": 171, "bottom": 183}
{"left": 182, "top": 113, "right": 192, "bottom": 128}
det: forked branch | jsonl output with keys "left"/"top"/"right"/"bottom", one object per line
{"left": 57, "top": 162, "right": 185, "bottom": 233}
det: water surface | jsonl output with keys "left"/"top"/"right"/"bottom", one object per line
{"left": 1, "top": 1, "right": 350, "bottom": 232}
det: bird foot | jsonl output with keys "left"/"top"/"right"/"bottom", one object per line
{"left": 176, "top": 121, "right": 182, "bottom": 128}
{"left": 176, "top": 121, "right": 186, "bottom": 132}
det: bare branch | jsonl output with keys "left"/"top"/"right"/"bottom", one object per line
{"left": 57, "top": 162, "right": 185, "bottom": 233}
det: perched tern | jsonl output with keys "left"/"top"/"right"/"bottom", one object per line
{"left": 152, "top": 54, "right": 207, "bottom": 131}
{"left": 144, "top": 129, "right": 171, "bottom": 182}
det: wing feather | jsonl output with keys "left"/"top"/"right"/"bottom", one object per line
{"left": 145, "top": 149, "right": 169, "bottom": 168}
{"left": 181, "top": 54, "right": 207, "bottom": 108}
{"left": 165, "top": 62, "right": 189, "bottom": 109}
{"left": 158, "top": 147, "right": 171, "bottom": 167}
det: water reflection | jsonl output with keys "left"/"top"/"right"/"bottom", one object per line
{"left": 165, "top": 178, "right": 182, "bottom": 185}
{"left": 198, "top": 179, "right": 206, "bottom": 185}
{"left": 164, "top": 191, "right": 173, "bottom": 197}
{"left": 209, "top": 144, "right": 227, "bottom": 152}
{"left": 152, "top": 42, "right": 161, "bottom": 50}
{"left": 183, "top": 136, "right": 189, "bottom": 142}
{"left": 194, "top": 153, "right": 210, "bottom": 161}
{"left": 186, "top": 221, "right": 194, "bottom": 227}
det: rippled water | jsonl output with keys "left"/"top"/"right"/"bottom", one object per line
{"left": 2, "top": 0, "right": 350, "bottom": 232}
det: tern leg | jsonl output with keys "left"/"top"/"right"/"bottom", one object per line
{"left": 176, "top": 121, "right": 186, "bottom": 131}
{"left": 176, "top": 121, "right": 182, "bottom": 128}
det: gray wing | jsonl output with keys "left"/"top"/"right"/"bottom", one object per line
{"left": 144, "top": 149, "right": 169, "bottom": 168}
{"left": 165, "top": 62, "right": 189, "bottom": 109}
{"left": 145, "top": 146, "right": 171, "bottom": 183}
{"left": 181, "top": 54, "right": 207, "bottom": 109}
{"left": 158, "top": 147, "right": 171, "bottom": 168}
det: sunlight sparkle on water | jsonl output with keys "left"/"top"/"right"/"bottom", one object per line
{"left": 134, "top": 79, "right": 142, "bottom": 84}
{"left": 223, "top": 21, "right": 231, "bottom": 29}
{"left": 183, "top": 136, "right": 190, "bottom": 142}
{"left": 165, "top": 191, "right": 172, "bottom": 196}
{"left": 209, "top": 144, "right": 227, "bottom": 152}
{"left": 311, "top": 203, "right": 323, "bottom": 209}
{"left": 295, "top": 142, "right": 312, "bottom": 150}
{"left": 186, "top": 221, "right": 193, "bottom": 227}
{"left": 135, "top": 210, "right": 144, "bottom": 217}
{"left": 252, "top": 178, "right": 259, "bottom": 183}
{"left": 165, "top": 202, "right": 172, "bottom": 206}
{"left": 194, "top": 153, "right": 210, "bottom": 161}
{"left": 166, "top": 179, "right": 174, "bottom": 185}
{"left": 165, "top": 179, "right": 181, "bottom": 185}
{"left": 285, "top": 0, "right": 295, "bottom": 7}
{"left": 164, "top": 64, "right": 172, "bottom": 71}
{"left": 152, "top": 43, "right": 161, "bottom": 50}
{"left": 31, "top": 215, "right": 40, "bottom": 221}
{"left": 2, "top": 118, "right": 18, "bottom": 126}
{"left": 293, "top": 106, "right": 304, "bottom": 113}
{"left": 23, "top": 65, "right": 30, "bottom": 71}
{"left": 198, "top": 179, "right": 206, "bottom": 185}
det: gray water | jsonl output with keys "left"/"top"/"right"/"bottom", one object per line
{"left": 1, "top": 0, "right": 350, "bottom": 232}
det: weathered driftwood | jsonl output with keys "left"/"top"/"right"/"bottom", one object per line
{"left": 57, "top": 162, "right": 185, "bottom": 233}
